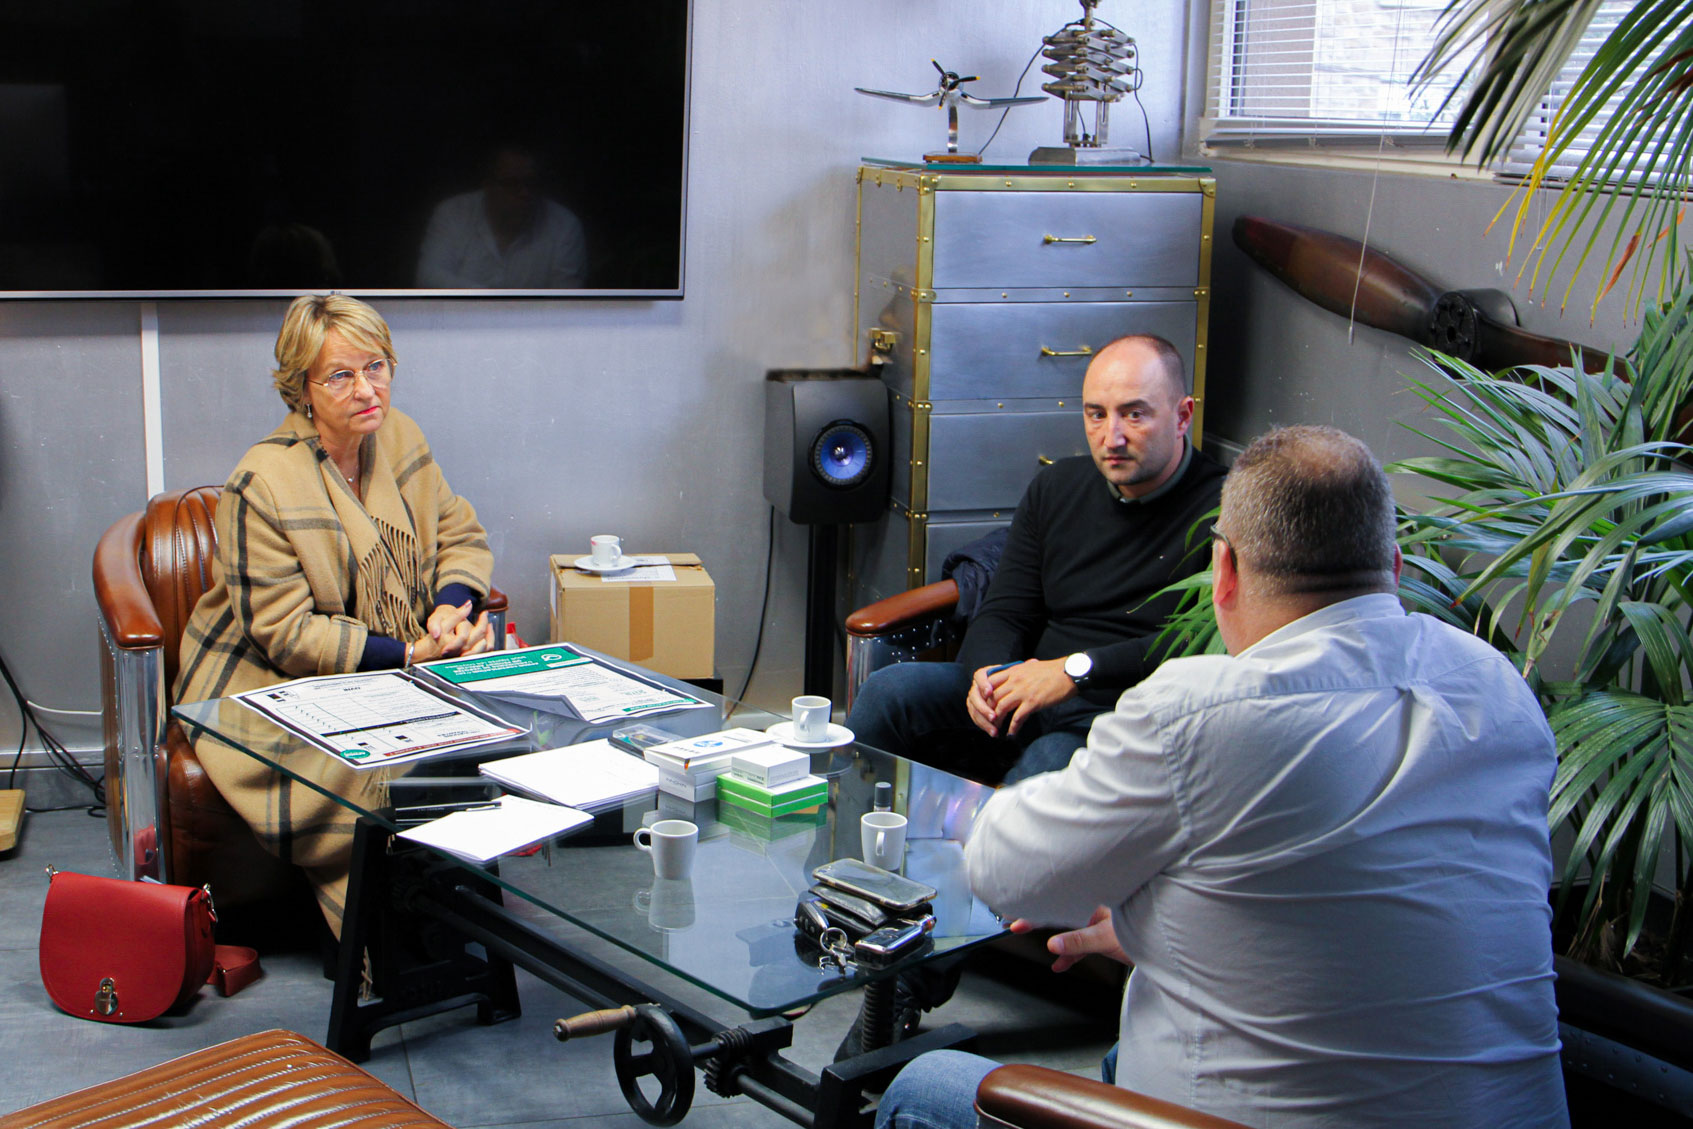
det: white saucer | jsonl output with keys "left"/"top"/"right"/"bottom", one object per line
{"left": 765, "top": 721, "right": 855, "bottom": 749}
{"left": 573, "top": 555, "right": 638, "bottom": 574}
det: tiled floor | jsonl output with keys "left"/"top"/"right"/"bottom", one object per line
{"left": 0, "top": 806, "right": 1117, "bottom": 1127}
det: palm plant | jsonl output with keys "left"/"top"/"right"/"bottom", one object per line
{"left": 1393, "top": 300, "right": 1693, "bottom": 979}
{"left": 1416, "top": 0, "right": 1693, "bottom": 317}
{"left": 1410, "top": 0, "right": 1693, "bottom": 981}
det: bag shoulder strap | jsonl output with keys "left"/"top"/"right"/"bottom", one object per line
{"left": 208, "top": 945, "right": 262, "bottom": 996}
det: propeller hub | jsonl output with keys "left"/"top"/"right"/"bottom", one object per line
{"left": 1429, "top": 292, "right": 1481, "bottom": 362}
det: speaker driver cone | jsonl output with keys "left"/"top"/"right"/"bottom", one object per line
{"left": 810, "top": 421, "right": 874, "bottom": 488}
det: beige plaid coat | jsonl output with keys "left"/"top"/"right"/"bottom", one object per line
{"left": 175, "top": 407, "right": 492, "bottom": 935}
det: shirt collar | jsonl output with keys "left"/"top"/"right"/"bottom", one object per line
{"left": 1114, "top": 440, "right": 1192, "bottom": 505}
{"left": 1237, "top": 592, "right": 1406, "bottom": 658}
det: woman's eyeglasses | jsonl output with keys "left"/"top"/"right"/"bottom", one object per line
{"left": 309, "top": 358, "right": 393, "bottom": 398}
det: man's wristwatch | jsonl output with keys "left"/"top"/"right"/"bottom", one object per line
{"left": 1063, "top": 651, "right": 1094, "bottom": 688}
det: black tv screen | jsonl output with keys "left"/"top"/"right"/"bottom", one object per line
{"left": 0, "top": 1, "right": 690, "bottom": 297}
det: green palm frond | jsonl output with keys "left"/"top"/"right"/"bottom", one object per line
{"left": 1417, "top": 0, "right": 1693, "bottom": 315}
{"left": 1548, "top": 690, "right": 1693, "bottom": 952}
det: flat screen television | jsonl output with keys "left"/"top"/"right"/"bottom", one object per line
{"left": 0, "top": 1, "right": 690, "bottom": 298}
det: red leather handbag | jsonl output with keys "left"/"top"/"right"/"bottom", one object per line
{"left": 38, "top": 869, "right": 261, "bottom": 1024}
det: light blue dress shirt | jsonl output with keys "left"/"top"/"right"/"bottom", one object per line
{"left": 966, "top": 593, "right": 1568, "bottom": 1128}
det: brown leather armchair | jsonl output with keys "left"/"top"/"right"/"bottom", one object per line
{"left": 93, "top": 486, "right": 506, "bottom": 904}
{"left": 976, "top": 1065, "right": 1251, "bottom": 1129}
{"left": 844, "top": 578, "right": 961, "bottom": 713}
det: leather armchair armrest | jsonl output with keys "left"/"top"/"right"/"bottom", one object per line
{"left": 92, "top": 511, "right": 165, "bottom": 650}
{"left": 847, "top": 579, "right": 960, "bottom": 637}
{"left": 975, "top": 1065, "right": 1251, "bottom": 1129}
{"left": 483, "top": 585, "right": 508, "bottom": 615}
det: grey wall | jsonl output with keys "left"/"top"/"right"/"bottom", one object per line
{"left": 0, "top": 0, "right": 1194, "bottom": 773}
{"left": 1201, "top": 159, "right": 1640, "bottom": 472}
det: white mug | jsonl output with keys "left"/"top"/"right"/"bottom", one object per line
{"left": 633, "top": 818, "right": 698, "bottom": 879}
{"left": 792, "top": 695, "right": 832, "bottom": 743}
{"left": 590, "top": 534, "right": 622, "bottom": 566}
{"left": 633, "top": 878, "right": 696, "bottom": 932}
{"left": 861, "top": 811, "right": 908, "bottom": 869}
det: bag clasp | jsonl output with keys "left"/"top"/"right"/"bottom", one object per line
{"left": 94, "top": 977, "right": 119, "bottom": 1017}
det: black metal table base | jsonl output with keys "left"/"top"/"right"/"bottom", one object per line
{"left": 326, "top": 817, "right": 975, "bottom": 1128}
{"left": 328, "top": 819, "right": 523, "bottom": 1062}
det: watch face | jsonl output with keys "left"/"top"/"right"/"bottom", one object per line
{"left": 1065, "top": 652, "right": 1092, "bottom": 680}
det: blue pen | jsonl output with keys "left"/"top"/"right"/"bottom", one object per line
{"left": 985, "top": 661, "right": 1021, "bottom": 675}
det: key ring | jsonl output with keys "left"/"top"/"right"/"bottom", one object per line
{"left": 816, "top": 926, "right": 857, "bottom": 973}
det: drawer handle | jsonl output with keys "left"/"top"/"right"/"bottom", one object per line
{"left": 1043, "top": 234, "right": 1098, "bottom": 244}
{"left": 1037, "top": 455, "right": 1054, "bottom": 466}
{"left": 1039, "top": 345, "right": 1094, "bottom": 358}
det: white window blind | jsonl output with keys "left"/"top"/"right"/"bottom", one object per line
{"left": 1204, "top": 0, "right": 1639, "bottom": 178}
{"left": 1205, "top": 0, "right": 1473, "bottom": 145}
{"left": 1500, "top": 0, "right": 1634, "bottom": 180}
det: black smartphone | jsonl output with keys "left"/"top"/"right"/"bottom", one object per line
{"left": 812, "top": 858, "right": 937, "bottom": 913}
{"left": 809, "top": 885, "right": 888, "bottom": 931}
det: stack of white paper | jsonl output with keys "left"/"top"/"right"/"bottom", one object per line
{"left": 397, "top": 795, "right": 591, "bottom": 863}
{"left": 480, "top": 738, "right": 660, "bottom": 809}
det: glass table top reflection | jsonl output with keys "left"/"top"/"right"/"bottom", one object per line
{"left": 171, "top": 656, "right": 1005, "bottom": 1016}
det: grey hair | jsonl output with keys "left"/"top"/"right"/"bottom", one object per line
{"left": 1219, "top": 425, "right": 1397, "bottom": 596}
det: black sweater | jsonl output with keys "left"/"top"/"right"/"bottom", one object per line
{"left": 954, "top": 447, "right": 1227, "bottom": 706}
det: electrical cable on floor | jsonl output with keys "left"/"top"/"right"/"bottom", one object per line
{"left": 0, "top": 646, "right": 104, "bottom": 815}
{"left": 735, "top": 505, "right": 778, "bottom": 705}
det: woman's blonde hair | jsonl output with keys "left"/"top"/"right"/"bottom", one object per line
{"left": 272, "top": 294, "right": 396, "bottom": 412}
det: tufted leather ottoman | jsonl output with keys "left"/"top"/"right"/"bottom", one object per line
{"left": 0, "top": 1029, "right": 453, "bottom": 1129}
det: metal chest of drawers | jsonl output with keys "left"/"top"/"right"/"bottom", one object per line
{"left": 847, "top": 160, "right": 1216, "bottom": 608}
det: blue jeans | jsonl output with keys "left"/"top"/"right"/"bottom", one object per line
{"left": 846, "top": 662, "right": 1101, "bottom": 784}
{"left": 873, "top": 1050, "right": 1000, "bottom": 1129}
{"left": 873, "top": 1047, "right": 1122, "bottom": 1129}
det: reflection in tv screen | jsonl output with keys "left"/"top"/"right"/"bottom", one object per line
{"left": 0, "top": 1, "right": 689, "bottom": 297}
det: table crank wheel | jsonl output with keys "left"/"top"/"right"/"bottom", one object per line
{"left": 555, "top": 1004, "right": 695, "bottom": 1126}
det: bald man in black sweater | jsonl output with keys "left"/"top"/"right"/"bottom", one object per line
{"left": 848, "top": 335, "right": 1227, "bottom": 784}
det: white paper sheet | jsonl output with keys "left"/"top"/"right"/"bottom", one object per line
{"left": 234, "top": 671, "right": 523, "bottom": 770}
{"left": 397, "top": 794, "right": 592, "bottom": 862}
{"left": 480, "top": 738, "right": 661, "bottom": 809}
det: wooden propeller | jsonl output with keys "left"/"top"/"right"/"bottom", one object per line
{"left": 1232, "top": 215, "right": 1614, "bottom": 375}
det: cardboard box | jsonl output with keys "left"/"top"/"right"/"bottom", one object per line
{"left": 549, "top": 553, "right": 715, "bottom": 678}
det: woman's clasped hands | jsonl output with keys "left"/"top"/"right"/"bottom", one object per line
{"left": 410, "top": 600, "right": 495, "bottom": 664}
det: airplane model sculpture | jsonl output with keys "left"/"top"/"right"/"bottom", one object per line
{"left": 856, "top": 60, "right": 1045, "bottom": 163}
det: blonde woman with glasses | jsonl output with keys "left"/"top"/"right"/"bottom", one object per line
{"left": 175, "top": 293, "right": 495, "bottom": 936}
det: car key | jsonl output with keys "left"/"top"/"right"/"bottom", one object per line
{"left": 853, "top": 914, "right": 936, "bottom": 969}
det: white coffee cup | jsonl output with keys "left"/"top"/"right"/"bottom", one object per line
{"left": 633, "top": 878, "right": 696, "bottom": 932}
{"left": 590, "top": 534, "right": 622, "bottom": 567}
{"left": 792, "top": 695, "right": 832, "bottom": 743}
{"left": 861, "top": 811, "right": 908, "bottom": 869}
{"left": 633, "top": 818, "right": 697, "bottom": 879}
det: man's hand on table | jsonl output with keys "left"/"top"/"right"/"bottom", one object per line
{"left": 1010, "top": 906, "right": 1129, "bottom": 973}
{"left": 966, "top": 658, "right": 1080, "bottom": 738}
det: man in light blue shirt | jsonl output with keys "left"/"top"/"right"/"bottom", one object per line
{"left": 877, "top": 425, "right": 1567, "bottom": 1129}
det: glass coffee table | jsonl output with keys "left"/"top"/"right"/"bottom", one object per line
{"left": 173, "top": 655, "right": 1005, "bottom": 1128}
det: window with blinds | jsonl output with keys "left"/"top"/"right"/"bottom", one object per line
{"left": 1204, "top": 0, "right": 1472, "bottom": 145}
{"left": 1203, "top": 0, "right": 1637, "bottom": 176}
{"left": 1499, "top": 0, "right": 1632, "bottom": 179}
